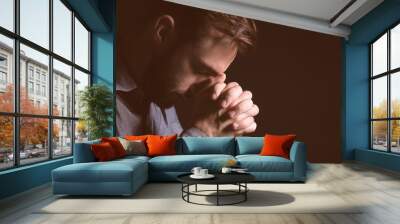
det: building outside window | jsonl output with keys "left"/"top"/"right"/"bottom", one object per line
{"left": 28, "top": 67, "right": 34, "bottom": 80}
{"left": 35, "top": 83, "right": 40, "bottom": 95}
{"left": 41, "top": 85, "right": 46, "bottom": 97}
{"left": 41, "top": 73, "right": 46, "bottom": 83}
{"left": 0, "top": 0, "right": 91, "bottom": 170}
{"left": 0, "top": 54, "right": 7, "bottom": 67}
{"left": 54, "top": 89, "right": 58, "bottom": 102}
{"left": 35, "top": 70, "right": 40, "bottom": 81}
{"left": 28, "top": 81, "right": 34, "bottom": 94}
{"left": 0, "top": 71, "right": 7, "bottom": 86}
{"left": 0, "top": 54, "right": 8, "bottom": 91}
{"left": 370, "top": 22, "right": 400, "bottom": 154}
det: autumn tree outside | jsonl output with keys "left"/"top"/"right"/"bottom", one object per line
{"left": 0, "top": 85, "right": 60, "bottom": 162}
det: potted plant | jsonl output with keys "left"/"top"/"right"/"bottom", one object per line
{"left": 79, "top": 84, "right": 113, "bottom": 140}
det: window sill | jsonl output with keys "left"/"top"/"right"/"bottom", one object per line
{"left": 0, "top": 156, "right": 72, "bottom": 176}
{"left": 355, "top": 148, "right": 400, "bottom": 172}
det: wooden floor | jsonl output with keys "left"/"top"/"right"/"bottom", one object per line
{"left": 1, "top": 162, "right": 400, "bottom": 224}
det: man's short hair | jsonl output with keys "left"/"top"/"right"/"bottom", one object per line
{"left": 182, "top": 10, "right": 257, "bottom": 53}
{"left": 129, "top": 0, "right": 257, "bottom": 53}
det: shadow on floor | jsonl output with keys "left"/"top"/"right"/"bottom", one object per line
{"left": 202, "top": 190, "right": 295, "bottom": 207}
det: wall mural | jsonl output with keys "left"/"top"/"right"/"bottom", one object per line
{"left": 117, "top": 0, "right": 343, "bottom": 162}
{"left": 117, "top": 0, "right": 258, "bottom": 137}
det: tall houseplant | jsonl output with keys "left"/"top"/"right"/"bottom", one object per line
{"left": 79, "top": 84, "right": 113, "bottom": 140}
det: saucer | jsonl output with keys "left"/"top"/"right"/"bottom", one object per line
{"left": 190, "top": 174, "right": 215, "bottom": 179}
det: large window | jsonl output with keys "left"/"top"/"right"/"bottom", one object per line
{"left": 0, "top": 0, "right": 91, "bottom": 170}
{"left": 371, "top": 22, "right": 400, "bottom": 153}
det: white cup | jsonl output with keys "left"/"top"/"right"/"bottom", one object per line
{"left": 191, "top": 167, "right": 202, "bottom": 176}
{"left": 200, "top": 169, "right": 208, "bottom": 176}
{"left": 221, "top": 167, "right": 232, "bottom": 174}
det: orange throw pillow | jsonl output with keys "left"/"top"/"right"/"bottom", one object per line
{"left": 260, "top": 134, "right": 296, "bottom": 159}
{"left": 125, "top": 135, "right": 148, "bottom": 141}
{"left": 146, "top": 135, "right": 177, "bottom": 157}
{"left": 91, "top": 142, "right": 117, "bottom": 161}
{"left": 101, "top": 137, "right": 127, "bottom": 158}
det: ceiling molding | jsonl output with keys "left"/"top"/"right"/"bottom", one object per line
{"left": 165, "top": 0, "right": 351, "bottom": 38}
{"left": 330, "top": 0, "right": 370, "bottom": 27}
{"left": 341, "top": 0, "right": 384, "bottom": 25}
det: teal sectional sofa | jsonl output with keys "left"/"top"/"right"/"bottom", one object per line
{"left": 52, "top": 137, "right": 307, "bottom": 196}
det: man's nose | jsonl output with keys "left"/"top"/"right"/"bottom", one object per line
{"left": 209, "top": 72, "right": 226, "bottom": 85}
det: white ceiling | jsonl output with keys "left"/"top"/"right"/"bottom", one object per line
{"left": 226, "top": 0, "right": 352, "bottom": 22}
{"left": 167, "top": 0, "right": 384, "bottom": 38}
{"left": 225, "top": 0, "right": 384, "bottom": 26}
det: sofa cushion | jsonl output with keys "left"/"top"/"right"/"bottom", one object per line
{"left": 115, "top": 155, "right": 150, "bottom": 164}
{"left": 125, "top": 135, "right": 148, "bottom": 141}
{"left": 147, "top": 135, "right": 177, "bottom": 157}
{"left": 118, "top": 138, "right": 147, "bottom": 156}
{"left": 101, "top": 137, "right": 127, "bottom": 158}
{"left": 149, "top": 154, "right": 235, "bottom": 172}
{"left": 91, "top": 142, "right": 120, "bottom": 162}
{"left": 235, "top": 137, "right": 263, "bottom": 155}
{"left": 236, "top": 155, "right": 293, "bottom": 172}
{"left": 53, "top": 158, "right": 147, "bottom": 183}
{"left": 260, "top": 134, "right": 296, "bottom": 159}
{"left": 73, "top": 140, "right": 100, "bottom": 163}
{"left": 177, "top": 137, "right": 235, "bottom": 155}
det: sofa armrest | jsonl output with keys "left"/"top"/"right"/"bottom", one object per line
{"left": 73, "top": 140, "right": 100, "bottom": 163}
{"left": 289, "top": 141, "right": 307, "bottom": 181}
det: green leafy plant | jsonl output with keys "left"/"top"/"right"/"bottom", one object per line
{"left": 79, "top": 84, "right": 113, "bottom": 140}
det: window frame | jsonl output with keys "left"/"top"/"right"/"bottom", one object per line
{"left": 370, "top": 20, "right": 400, "bottom": 154}
{"left": 0, "top": 0, "right": 92, "bottom": 171}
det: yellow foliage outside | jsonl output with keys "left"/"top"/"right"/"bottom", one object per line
{"left": 372, "top": 99, "right": 400, "bottom": 143}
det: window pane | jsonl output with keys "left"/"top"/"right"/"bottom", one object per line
{"left": 53, "top": 0, "right": 72, "bottom": 60}
{"left": 372, "top": 77, "right": 387, "bottom": 119}
{"left": 0, "top": 116, "right": 13, "bottom": 170}
{"left": 53, "top": 119, "right": 72, "bottom": 158}
{"left": 74, "top": 69, "right": 89, "bottom": 117}
{"left": 20, "top": 44, "right": 49, "bottom": 115}
{"left": 20, "top": 0, "right": 49, "bottom": 49}
{"left": 391, "top": 120, "right": 400, "bottom": 153}
{"left": 53, "top": 59, "right": 72, "bottom": 117}
{"left": 20, "top": 117, "right": 49, "bottom": 165}
{"left": 372, "top": 33, "right": 387, "bottom": 76}
{"left": 391, "top": 24, "right": 400, "bottom": 70}
{"left": 372, "top": 121, "right": 388, "bottom": 151}
{"left": 75, "top": 120, "right": 88, "bottom": 143}
{"left": 0, "top": 0, "right": 14, "bottom": 31}
{"left": 74, "top": 17, "right": 89, "bottom": 70}
{"left": 0, "top": 34, "right": 14, "bottom": 112}
{"left": 391, "top": 72, "right": 400, "bottom": 118}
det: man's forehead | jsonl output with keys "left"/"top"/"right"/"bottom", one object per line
{"left": 194, "top": 57, "right": 223, "bottom": 76}
{"left": 192, "top": 33, "right": 238, "bottom": 73}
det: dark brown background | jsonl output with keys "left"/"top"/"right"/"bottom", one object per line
{"left": 117, "top": 1, "right": 343, "bottom": 163}
{"left": 226, "top": 21, "right": 343, "bottom": 163}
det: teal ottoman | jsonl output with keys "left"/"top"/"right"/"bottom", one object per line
{"left": 52, "top": 156, "right": 148, "bottom": 196}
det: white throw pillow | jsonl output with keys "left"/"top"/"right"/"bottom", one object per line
{"left": 118, "top": 137, "right": 147, "bottom": 156}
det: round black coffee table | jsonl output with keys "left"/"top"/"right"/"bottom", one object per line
{"left": 177, "top": 173, "right": 255, "bottom": 206}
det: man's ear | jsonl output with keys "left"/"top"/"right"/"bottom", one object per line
{"left": 153, "top": 15, "right": 175, "bottom": 45}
